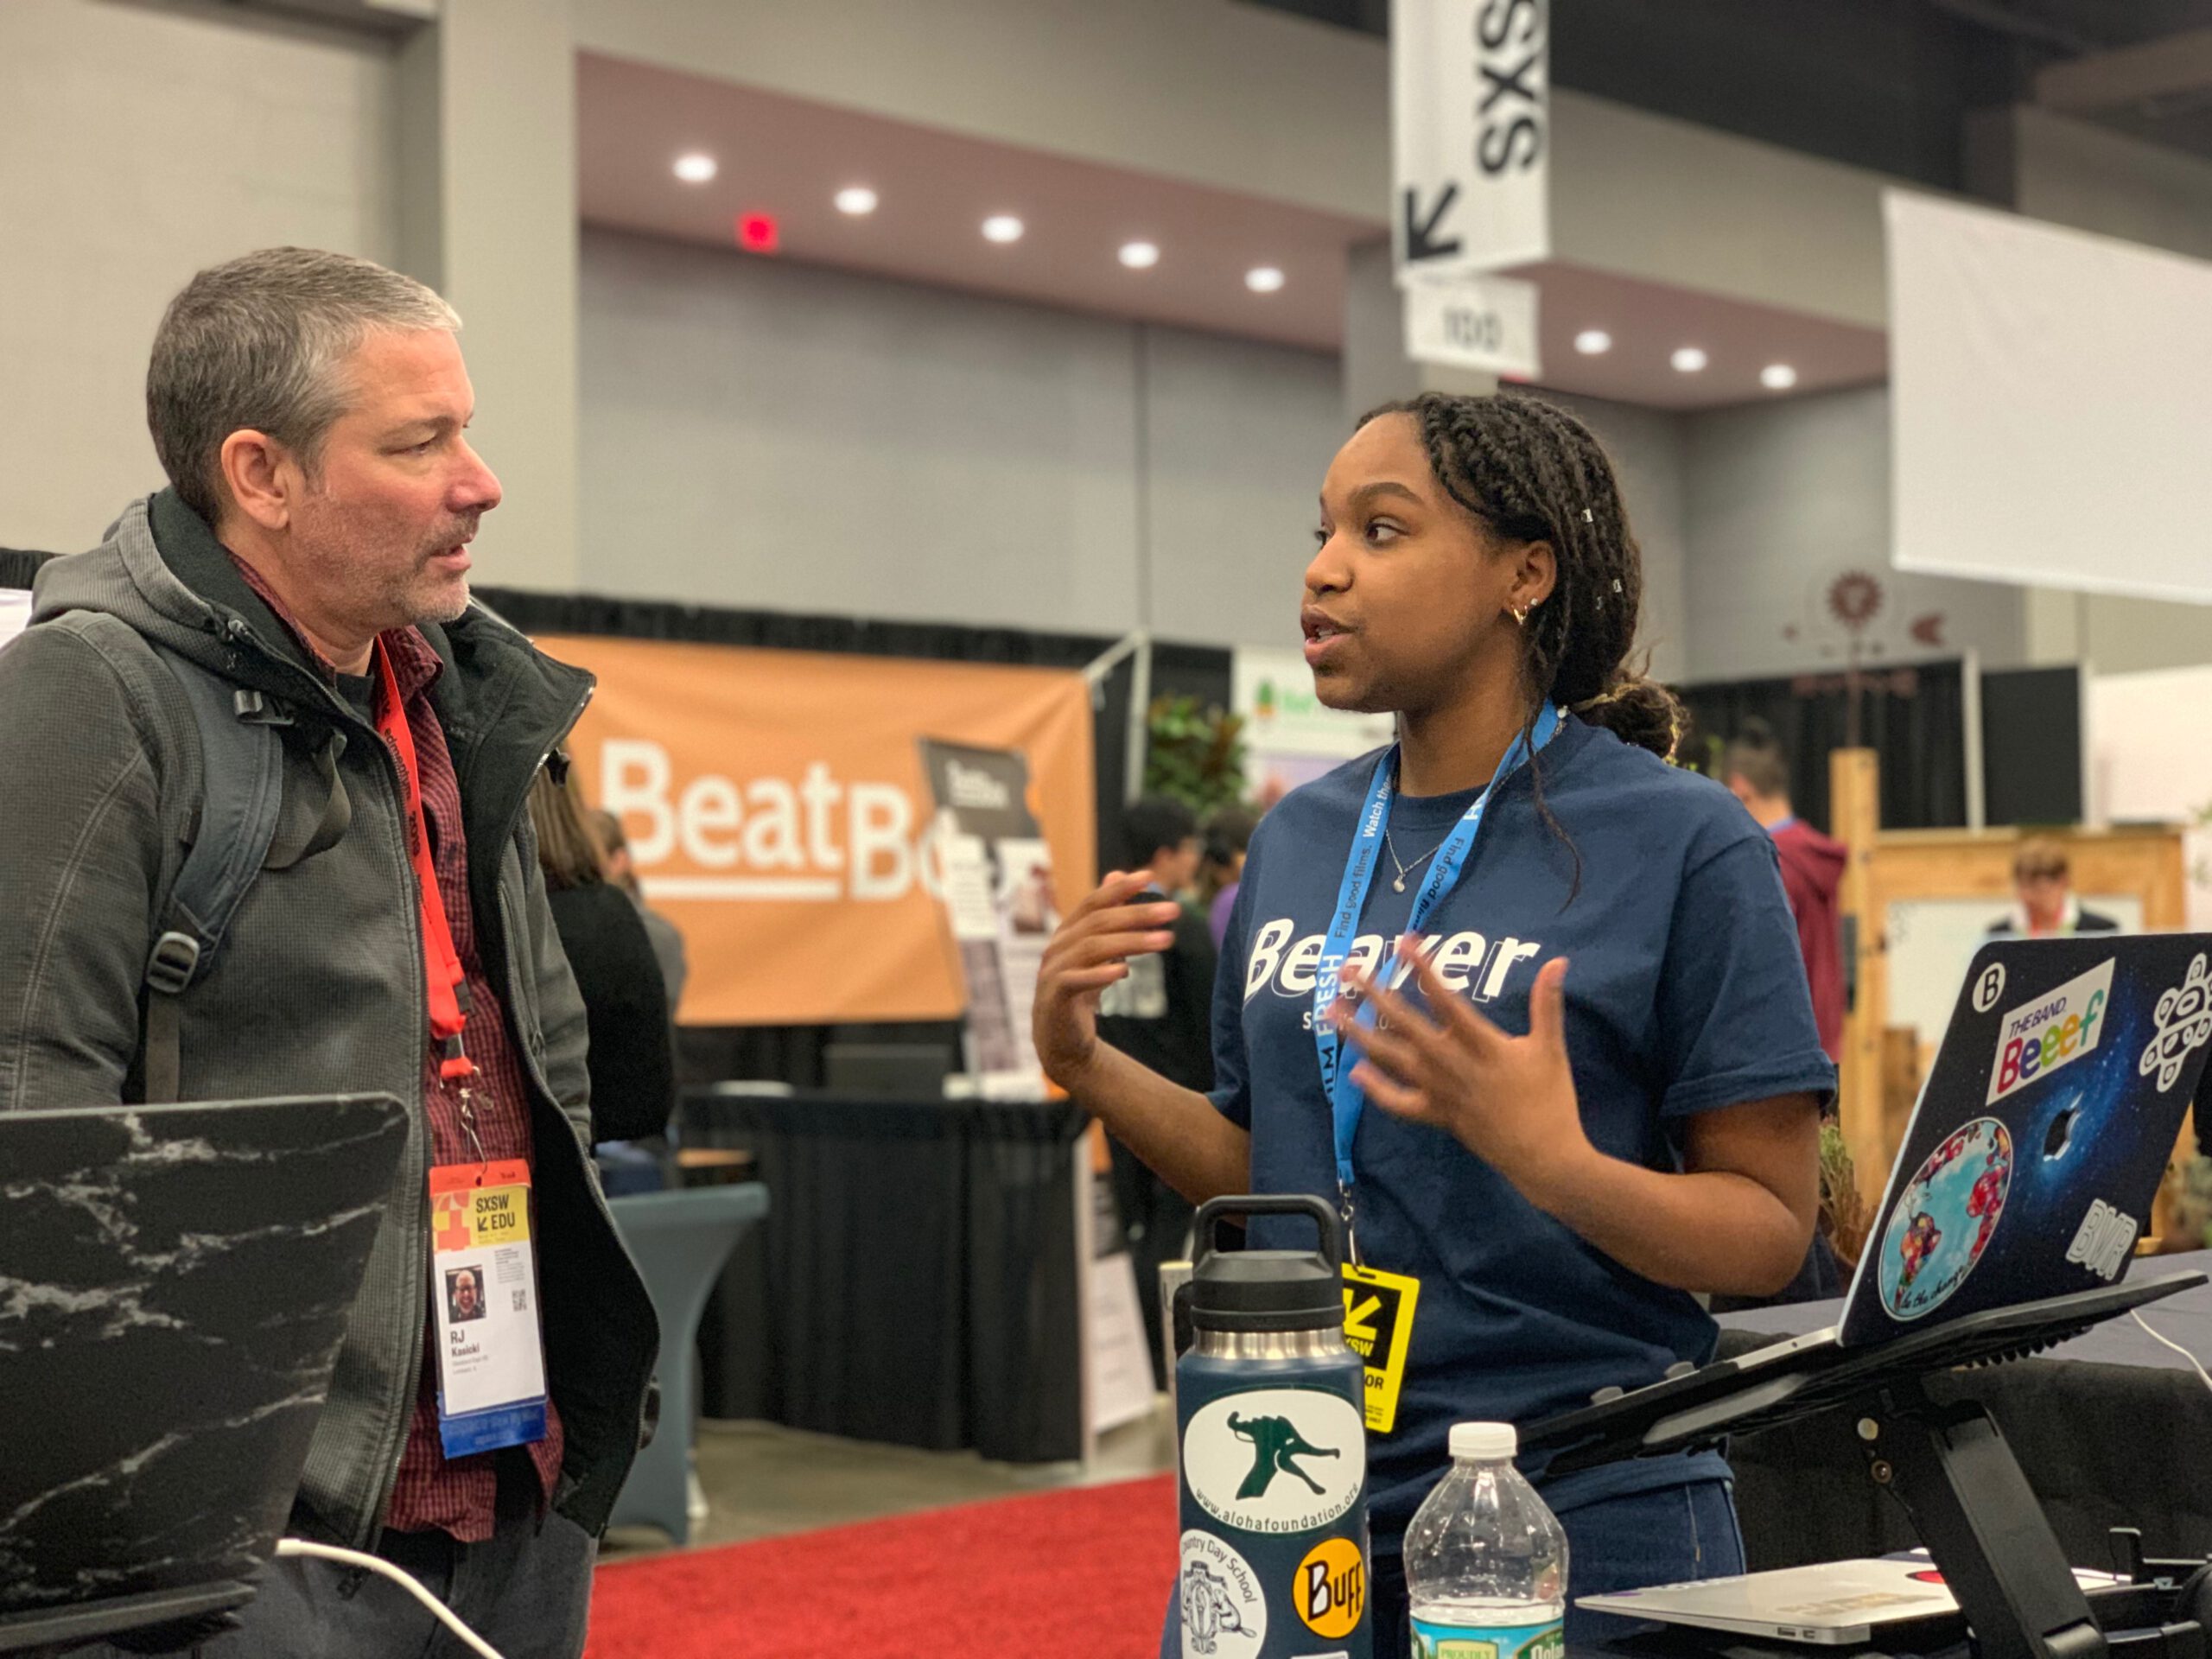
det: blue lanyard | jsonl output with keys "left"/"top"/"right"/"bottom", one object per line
{"left": 1312, "top": 706, "right": 1562, "bottom": 1243}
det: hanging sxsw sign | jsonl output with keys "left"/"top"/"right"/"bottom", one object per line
{"left": 539, "top": 634, "right": 1095, "bottom": 1027}
{"left": 1391, "top": 0, "right": 1551, "bottom": 284}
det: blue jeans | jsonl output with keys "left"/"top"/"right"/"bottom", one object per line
{"left": 1159, "top": 1478, "right": 1745, "bottom": 1656}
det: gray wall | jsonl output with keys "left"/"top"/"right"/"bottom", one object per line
{"left": 577, "top": 226, "right": 1344, "bottom": 646}
{"left": 1681, "top": 385, "right": 2027, "bottom": 682}
{"left": 575, "top": 229, "right": 1714, "bottom": 667}
{"left": 0, "top": 0, "right": 398, "bottom": 553}
{"left": 1540, "top": 391, "right": 1691, "bottom": 686}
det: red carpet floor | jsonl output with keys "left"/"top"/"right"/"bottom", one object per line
{"left": 585, "top": 1473, "right": 1176, "bottom": 1659}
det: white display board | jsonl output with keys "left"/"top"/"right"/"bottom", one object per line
{"left": 0, "top": 591, "right": 29, "bottom": 653}
{"left": 1886, "top": 893, "right": 2145, "bottom": 1056}
{"left": 2089, "top": 663, "right": 2212, "bottom": 931}
{"left": 1888, "top": 188, "right": 2212, "bottom": 601}
{"left": 1232, "top": 645, "right": 1395, "bottom": 808}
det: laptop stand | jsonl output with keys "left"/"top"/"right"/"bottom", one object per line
{"left": 1525, "top": 1271, "right": 2212, "bottom": 1659}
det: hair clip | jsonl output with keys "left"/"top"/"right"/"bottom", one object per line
{"left": 1582, "top": 508, "right": 1594, "bottom": 523}
{"left": 1611, "top": 578, "right": 1624, "bottom": 594}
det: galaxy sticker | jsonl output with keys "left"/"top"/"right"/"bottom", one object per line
{"left": 1986, "top": 959, "right": 2113, "bottom": 1106}
{"left": 1878, "top": 1117, "right": 2015, "bottom": 1321}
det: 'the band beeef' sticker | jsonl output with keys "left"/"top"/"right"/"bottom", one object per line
{"left": 2140, "top": 953, "right": 2212, "bottom": 1092}
{"left": 1878, "top": 1118, "right": 2013, "bottom": 1322}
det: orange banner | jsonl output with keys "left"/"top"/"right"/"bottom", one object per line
{"left": 537, "top": 635, "right": 1096, "bottom": 1027}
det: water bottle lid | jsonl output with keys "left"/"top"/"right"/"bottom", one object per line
{"left": 1450, "top": 1421, "right": 1517, "bottom": 1461}
{"left": 1188, "top": 1246, "right": 1344, "bottom": 1332}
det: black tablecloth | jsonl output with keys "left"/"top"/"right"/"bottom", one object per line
{"left": 682, "top": 1089, "right": 1089, "bottom": 1464}
{"left": 1720, "top": 1256, "right": 2212, "bottom": 1571}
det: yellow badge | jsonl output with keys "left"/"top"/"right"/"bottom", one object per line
{"left": 1341, "top": 1262, "right": 1421, "bottom": 1434}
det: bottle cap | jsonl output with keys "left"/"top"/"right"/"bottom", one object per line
{"left": 1450, "top": 1421, "right": 1517, "bottom": 1460}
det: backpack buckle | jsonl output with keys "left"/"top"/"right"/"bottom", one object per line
{"left": 145, "top": 931, "right": 202, "bottom": 996}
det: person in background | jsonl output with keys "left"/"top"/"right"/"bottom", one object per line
{"left": 1990, "top": 837, "right": 2120, "bottom": 937}
{"left": 590, "top": 805, "right": 689, "bottom": 1013}
{"left": 1724, "top": 721, "right": 1847, "bottom": 1063}
{"left": 536, "top": 769, "right": 677, "bottom": 1145}
{"left": 1096, "top": 794, "right": 1218, "bottom": 1388}
{"left": 1199, "top": 804, "right": 1259, "bottom": 951}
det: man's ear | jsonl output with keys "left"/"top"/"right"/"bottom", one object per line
{"left": 217, "top": 429, "right": 297, "bottom": 533}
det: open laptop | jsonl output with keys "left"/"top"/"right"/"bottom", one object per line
{"left": 0, "top": 1095, "right": 406, "bottom": 1651}
{"left": 1846, "top": 932, "right": 2211, "bottom": 1345}
{"left": 1567, "top": 933, "right": 2212, "bottom": 1639}
{"left": 1582, "top": 1556, "right": 2127, "bottom": 1645}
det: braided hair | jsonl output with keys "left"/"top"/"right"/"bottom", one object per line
{"left": 1359, "top": 391, "right": 1685, "bottom": 890}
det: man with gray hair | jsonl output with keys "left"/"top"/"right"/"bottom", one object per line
{"left": 0, "top": 248, "right": 656, "bottom": 1656}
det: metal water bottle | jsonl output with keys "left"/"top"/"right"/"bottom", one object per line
{"left": 1173, "top": 1195, "right": 1370, "bottom": 1659}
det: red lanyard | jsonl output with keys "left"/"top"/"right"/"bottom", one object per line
{"left": 374, "top": 642, "right": 476, "bottom": 1083}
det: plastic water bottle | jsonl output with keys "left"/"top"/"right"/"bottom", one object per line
{"left": 1402, "top": 1423, "right": 1567, "bottom": 1659}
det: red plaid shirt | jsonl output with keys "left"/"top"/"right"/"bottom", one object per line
{"left": 228, "top": 561, "right": 563, "bottom": 1541}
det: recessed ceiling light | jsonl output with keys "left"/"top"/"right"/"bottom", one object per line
{"left": 1119, "top": 241, "right": 1160, "bottom": 270}
{"left": 1671, "top": 346, "right": 1709, "bottom": 373}
{"left": 1573, "top": 329, "right": 1612, "bottom": 355}
{"left": 982, "top": 214, "right": 1024, "bottom": 244}
{"left": 1245, "top": 266, "right": 1286, "bottom": 294}
{"left": 672, "top": 152, "right": 718, "bottom": 185}
{"left": 1761, "top": 363, "right": 1799, "bottom": 391}
{"left": 835, "top": 186, "right": 878, "bottom": 216}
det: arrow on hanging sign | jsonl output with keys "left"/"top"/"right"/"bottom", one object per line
{"left": 1402, "top": 183, "right": 1463, "bottom": 266}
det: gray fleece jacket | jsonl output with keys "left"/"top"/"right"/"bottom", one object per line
{"left": 0, "top": 490, "right": 658, "bottom": 1544}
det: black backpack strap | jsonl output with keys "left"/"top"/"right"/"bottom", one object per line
{"left": 143, "top": 645, "right": 288, "bottom": 1103}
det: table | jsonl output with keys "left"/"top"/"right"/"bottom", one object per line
{"left": 607, "top": 1185, "right": 771, "bottom": 1544}
{"left": 680, "top": 1088, "right": 1091, "bottom": 1465}
{"left": 1719, "top": 1254, "right": 2212, "bottom": 1571}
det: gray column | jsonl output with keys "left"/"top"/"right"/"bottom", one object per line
{"left": 1340, "top": 238, "right": 1497, "bottom": 422}
{"left": 394, "top": 0, "right": 580, "bottom": 594}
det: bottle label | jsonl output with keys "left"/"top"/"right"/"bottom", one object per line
{"left": 1410, "top": 1616, "right": 1564, "bottom": 1659}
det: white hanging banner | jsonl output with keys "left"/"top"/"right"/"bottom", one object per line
{"left": 1402, "top": 270, "right": 1541, "bottom": 378}
{"left": 1391, "top": 0, "right": 1550, "bottom": 285}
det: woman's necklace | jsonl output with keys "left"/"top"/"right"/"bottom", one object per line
{"left": 1382, "top": 824, "right": 1440, "bottom": 894}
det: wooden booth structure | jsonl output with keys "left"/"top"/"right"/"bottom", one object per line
{"left": 1830, "top": 748, "right": 2190, "bottom": 1185}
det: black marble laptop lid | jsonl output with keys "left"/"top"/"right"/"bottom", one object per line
{"left": 0, "top": 1095, "right": 406, "bottom": 1620}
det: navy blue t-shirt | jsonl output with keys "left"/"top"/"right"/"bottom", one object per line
{"left": 1211, "top": 715, "right": 1836, "bottom": 1548}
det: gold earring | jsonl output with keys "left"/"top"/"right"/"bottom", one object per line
{"left": 1510, "top": 603, "right": 1529, "bottom": 626}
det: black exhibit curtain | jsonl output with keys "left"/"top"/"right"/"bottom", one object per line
{"left": 1675, "top": 660, "right": 1967, "bottom": 833}
{"left": 685, "top": 1092, "right": 1087, "bottom": 1462}
{"left": 475, "top": 588, "right": 1233, "bottom": 1077}
{"left": 2, "top": 549, "right": 58, "bottom": 589}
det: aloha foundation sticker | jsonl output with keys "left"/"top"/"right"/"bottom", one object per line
{"left": 1181, "top": 1531, "right": 1267, "bottom": 1657}
{"left": 1182, "top": 1388, "right": 1366, "bottom": 1535}
{"left": 2141, "top": 953, "right": 2212, "bottom": 1091}
{"left": 1878, "top": 1117, "right": 2013, "bottom": 1322}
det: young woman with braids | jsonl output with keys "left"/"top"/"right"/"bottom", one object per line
{"left": 1034, "top": 393, "right": 1834, "bottom": 1651}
